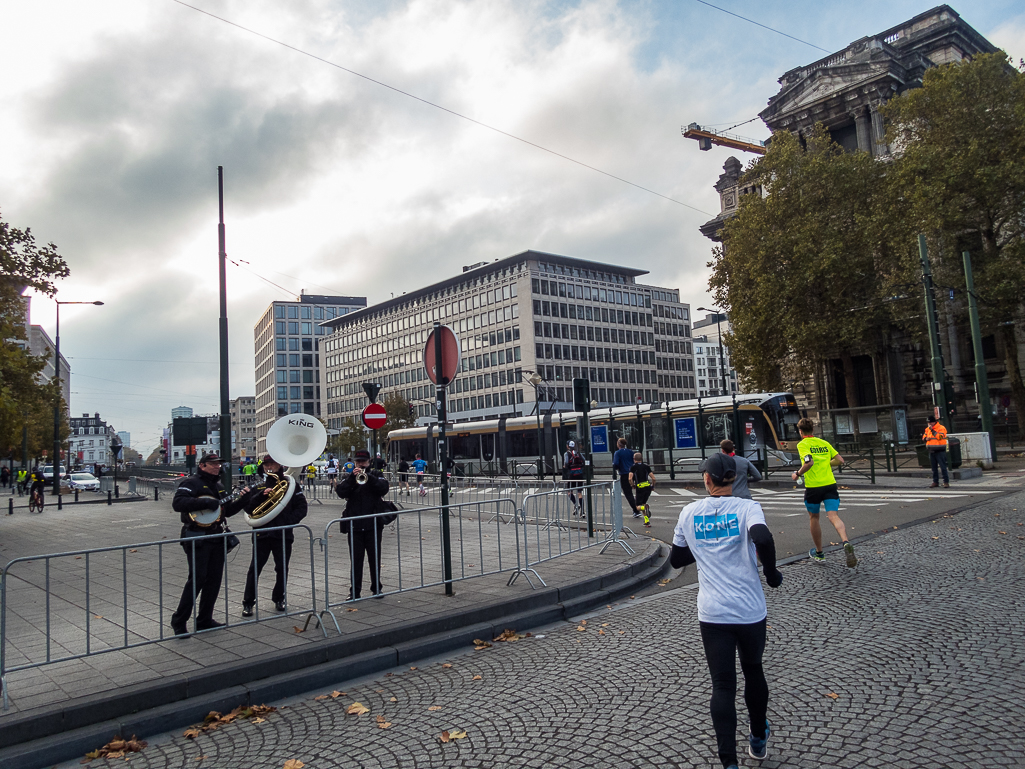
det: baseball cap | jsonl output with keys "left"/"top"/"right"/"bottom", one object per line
{"left": 199, "top": 452, "right": 221, "bottom": 464}
{"left": 699, "top": 453, "right": 736, "bottom": 485}
{"left": 568, "top": 441, "right": 576, "bottom": 448}
{"left": 354, "top": 449, "right": 371, "bottom": 460}
{"left": 927, "top": 415, "right": 938, "bottom": 423}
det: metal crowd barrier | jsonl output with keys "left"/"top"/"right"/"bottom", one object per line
{"left": 0, "top": 523, "right": 318, "bottom": 710}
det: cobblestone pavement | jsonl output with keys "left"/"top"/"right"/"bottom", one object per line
{"left": 60, "top": 490, "right": 1025, "bottom": 768}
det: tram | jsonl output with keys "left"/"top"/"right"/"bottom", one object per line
{"left": 387, "top": 392, "right": 802, "bottom": 477}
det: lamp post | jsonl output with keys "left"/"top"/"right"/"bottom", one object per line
{"left": 53, "top": 300, "right": 104, "bottom": 499}
{"left": 522, "top": 371, "right": 546, "bottom": 480}
{"left": 697, "top": 307, "right": 729, "bottom": 397}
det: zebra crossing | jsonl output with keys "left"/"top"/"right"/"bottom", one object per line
{"left": 647, "top": 485, "right": 1003, "bottom": 514}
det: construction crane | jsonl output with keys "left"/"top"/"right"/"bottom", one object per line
{"left": 682, "top": 123, "right": 766, "bottom": 155}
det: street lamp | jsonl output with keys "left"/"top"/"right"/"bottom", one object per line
{"left": 697, "top": 307, "right": 729, "bottom": 397}
{"left": 53, "top": 300, "right": 104, "bottom": 500}
{"left": 522, "top": 371, "right": 546, "bottom": 480}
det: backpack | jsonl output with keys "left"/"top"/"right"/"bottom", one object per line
{"left": 566, "top": 451, "right": 585, "bottom": 480}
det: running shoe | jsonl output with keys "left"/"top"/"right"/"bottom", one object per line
{"left": 632, "top": 512, "right": 642, "bottom": 519}
{"left": 748, "top": 720, "right": 770, "bottom": 760}
{"left": 808, "top": 548, "right": 825, "bottom": 562}
{"left": 643, "top": 513, "right": 651, "bottom": 526}
{"left": 844, "top": 541, "right": 858, "bottom": 568}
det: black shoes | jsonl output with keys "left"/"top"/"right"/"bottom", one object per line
{"left": 195, "top": 619, "right": 225, "bottom": 631}
{"left": 241, "top": 605, "right": 254, "bottom": 618}
{"left": 171, "top": 622, "right": 189, "bottom": 638}
{"left": 274, "top": 600, "right": 286, "bottom": 612}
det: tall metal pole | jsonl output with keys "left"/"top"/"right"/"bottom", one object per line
{"left": 665, "top": 401, "right": 675, "bottom": 480}
{"left": 963, "top": 251, "right": 995, "bottom": 457}
{"left": 434, "top": 323, "right": 453, "bottom": 595}
{"left": 918, "top": 235, "right": 949, "bottom": 426}
{"left": 217, "top": 167, "right": 232, "bottom": 487}
{"left": 715, "top": 315, "right": 727, "bottom": 396}
{"left": 52, "top": 304, "right": 61, "bottom": 498}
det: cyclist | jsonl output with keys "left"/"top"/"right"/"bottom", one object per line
{"left": 29, "top": 466, "right": 46, "bottom": 511}
{"left": 411, "top": 453, "right": 428, "bottom": 497}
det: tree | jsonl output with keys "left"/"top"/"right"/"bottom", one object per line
{"left": 882, "top": 53, "right": 1025, "bottom": 435}
{"left": 0, "top": 209, "right": 71, "bottom": 460}
{"left": 380, "top": 392, "right": 416, "bottom": 450}
{"left": 327, "top": 416, "right": 367, "bottom": 460}
{"left": 709, "top": 127, "right": 916, "bottom": 402}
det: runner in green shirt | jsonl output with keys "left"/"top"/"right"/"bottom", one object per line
{"left": 791, "top": 418, "right": 857, "bottom": 568}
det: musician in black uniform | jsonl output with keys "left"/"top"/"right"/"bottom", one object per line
{"left": 335, "top": 448, "right": 393, "bottom": 599}
{"left": 170, "top": 452, "right": 249, "bottom": 636}
{"left": 241, "top": 454, "right": 308, "bottom": 617}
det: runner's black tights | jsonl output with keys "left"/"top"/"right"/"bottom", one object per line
{"left": 699, "top": 618, "right": 769, "bottom": 768}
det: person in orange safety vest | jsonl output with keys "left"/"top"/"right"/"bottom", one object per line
{"left": 923, "top": 416, "right": 949, "bottom": 488}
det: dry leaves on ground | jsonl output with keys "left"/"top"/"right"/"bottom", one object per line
{"left": 293, "top": 626, "right": 305, "bottom": 634}
{"left": 347, "top": 702, "right": 370, "bottom": 715}
{"left": 428, "top": 706, "right": 443, "bottom": 711}
{"left": 376, "top": 715, "right": 392, "bottom": 729}
{"left": 825, "top": 692, "right": 840, "bottom": 700}
{"left": 82, "top": 735, "right": 148, "bottom": 762}
{"left": 441, "top": 663, "right": 452, "bottom": 668}
{"left": 389, "top": 697, "right": 398, "bottom": 702}
{"left": 439, "top": 729, "right": 468, "bottom": 743}
{"left": 183, "top": 705, "right": 277, "bottom": 737}
{"left": 471, "top": 675, "right": 482, "bottom": 681}
{"left": 283, "top": 761, "right": 305, "bottom": 769}
{"left": 472, "top": 639, "right": 492, "bottom": 650}
{"left": 493, "top": 628, "right": 527, "bottom": 642}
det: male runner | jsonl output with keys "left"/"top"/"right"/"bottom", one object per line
{"left": 791, "top": 418, "right": 857, "bottom": 568}
{"left": 671, "top": 453, "right": 782, "bottom": 768}
{"left": 628, "top": 452, "right": 656, "bottom": 526}
{"left": 411, "top": 453, "right": 428, "bottom": 496}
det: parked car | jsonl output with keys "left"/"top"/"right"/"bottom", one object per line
{"left": 42, "top": 465, "right": 68, "bottom": 481}
{"left": 68, "top": 472, "right": 100, "bottom": 492}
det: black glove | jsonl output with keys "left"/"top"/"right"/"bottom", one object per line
{"left": 765, "top": 569, "right": 783, "bottom": 588}
{"left": 204, "top": 497, "right": 222, "bottom": 511}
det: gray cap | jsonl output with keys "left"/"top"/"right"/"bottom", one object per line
{"left": 700, "top": 453, "right": 737, "bottom": 485}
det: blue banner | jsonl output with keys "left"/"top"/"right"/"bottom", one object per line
{"left": 674, "top": 417, "right": 697, "bottom": 449}
{"left": 591, "top": 425, "right": 609, "bottom": 453}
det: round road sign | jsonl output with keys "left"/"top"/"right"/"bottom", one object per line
{"left": 362, "top": 402, "right": 387, "bottom": 430}
{"left": 423, "top": 325, "right": 461, "bottom": 385}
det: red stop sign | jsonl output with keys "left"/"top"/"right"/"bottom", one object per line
{"left": 362, "top": 402, "right": 387, "bottom": 430}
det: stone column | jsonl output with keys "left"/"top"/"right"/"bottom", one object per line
{"left": 870, "top": 103, "right": 888, "bottom": 156}
{"left": 854, "top": 108, "right": 872, "bottom": 153}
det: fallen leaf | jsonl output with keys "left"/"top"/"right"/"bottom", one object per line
{"left": 93, "top": 614, "right": 103, "bottom": 619}
{"left": 493, "top": 629, "right": 524, "bottom": 642}
{"left": 195, "top": 757, "right": 207, "bottom": 761}
{"left": 283, "top": 761, "right": 305, "bottom": 769}
{"left": 580, "top": 620, "right": 587, "bottom": 625}
{"left": 75, "top": 556, "right": 82, "bottom": 560}
{"left": 293, "top": 626, "right": 305, "bottom": 634}
{"left": 314, "top": 695, "right": 329, "bottom": 701}
{"left": 330, "top": 691, "right": 343, "bottom": 699}
{"left": 472, "top": 675, "right": 482, "bottom": 681}
{"left": 601, "top": 623, "right": 609, "bottom": 627}
{"left": 618, "top": 631, "right": 625, "bottom": 635}
{"left": 441, "top": 663, "right": 452, "bottom": 669}
{"left": 81, "top": 734, "right": 148, "bottom": 762}
{"left": 183, "top": 729, "right": 200, "bottom": 739}
{"left": 252, "top": 718, "right": 266, "bottom": 724}
{"left": 999, "top": 531, "right": 1007, "bottom": 535}
{"left": 576, "top": 626, "right": 586, "bottom": 632}
{"left": 389, "top": 697, "right": 398, "bottom": 702}
{"left": 347, "top": 607, "right": 358, "bottom": 613}
{"left": 825, "top": 692, "right": 839, "bottom": 700}
{"left": 598, "top": 629, "right": 605, "bottom": 636}
{"left": 409, "top": 666, "right": 417, "bottom": 670}
{"left": 428, "top": 706, "right": 443, "bottom": 711}
{"left": 377, "top": 721, "right": 392, "bottom": 729}
{"left": 449, "top": 729, "right": 468, "bottom": 739}
{"left": 473, "top": 639, "right": 492, "bottom": 650}
{"left": 346, "top": 702, "right": 370, "bottom": 715}
{"left": 439, "top": 731, "right": 450, "bottom": 743}
{"left": 932, "top": 537, "right": 939, "bottom": 540}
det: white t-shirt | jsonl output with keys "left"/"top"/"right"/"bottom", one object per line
{"left": 673, "top": 495, "right": 768, "bottom": 625}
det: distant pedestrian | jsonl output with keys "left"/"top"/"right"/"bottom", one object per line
{"left": 397, "top": 458, "right": 410, "bottom": 496}
{"left": 16, "top": 468, "right": 28, "bottom": 495}
{"left": 628, "top": 452, "right": 656, "bottom": 527}
{"left": 1, "top": 466, "right": 9, "bottom": 489}
{"left": 923, "top": 416, "right": 950, "bottom": 488}
{"left": 720, "top": 440, "right": 762, "bottom": 500}
{"left": 563, "top": 441, "right": 585, "bottom": 515}
{"left": 791, "top": 418, "right": 857, "bottom": 568}
{"left": 373, "top": 453, "right": 387, "bottom": 472}
{"left": 612, "top": 438, "right": 638, "bottom": 515}
{"left": 671, "top": 453, "right": 783, "bottom": 769}
{"left": 326, "top": 455, "right": 339, "bottom": 489}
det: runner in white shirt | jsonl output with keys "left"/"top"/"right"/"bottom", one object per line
{"left": 671, "top": 453, "right": 783, "bottom": 769}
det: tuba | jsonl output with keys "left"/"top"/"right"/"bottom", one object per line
{"left": 244, "top": 415, "right": 327, "bottom": 528}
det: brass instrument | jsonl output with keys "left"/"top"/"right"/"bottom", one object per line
{"left": 244, "top": 472, "right": 296, "bottom": 528}
{"left": 243, "top": 414, "right": 326, "bottom": 528}
{"left": 355, "top": 469, "right": 369, "bottom": 485}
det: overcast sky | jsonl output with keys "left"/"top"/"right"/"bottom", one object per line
{"left": 3, "top": 0, "right": 1022, "bottom": 453}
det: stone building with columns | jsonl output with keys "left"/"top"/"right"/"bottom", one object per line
{"left": 700, "top": 6, "right": 1022, "bottom": 443}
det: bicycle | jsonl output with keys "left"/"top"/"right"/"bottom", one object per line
{"left": 29, "top": 488, "right": 44, "bottom": 513}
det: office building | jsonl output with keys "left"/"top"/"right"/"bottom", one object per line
{"left": 230, "top": 396, "right": 257, "bottom": 461}
{"left": 69, "top": 413, "right": 116, "bottom": 469}
{"left": 171, "top": 406, "right": 193, "bottom": 420}
{"left": 321, "top": 250, "right": 695, "bottom": 427}
{"left": 692, "top": 312, "right": 739, "bottom": 397}
{"left": 116, "top": 431, "right": 131, "bottom": 448}
{"left": 254, "top": 292, "right": 367, "bottom": 455}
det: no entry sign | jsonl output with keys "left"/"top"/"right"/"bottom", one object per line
{"left": 424, "top": 325, "right": 460, "bottom": 385}
{"left": 362, "top": 402, "right": 387, "bottom": 430}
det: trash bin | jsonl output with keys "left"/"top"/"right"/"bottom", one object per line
{"left": 914, "top": 444, "right": 930, "bottom": 468}
{"left": 947, "top": 436, "right": 962, "bottom": 469}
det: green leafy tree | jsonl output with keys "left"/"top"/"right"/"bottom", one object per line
{"left": 0, "top": 209, "right": 71, "bottom": 460}
{"left": 327, "top": 416, "right": 368, "bottom": 460}
{"left": 882, "top": 52, "right": 1025, "bottom": 435}
{"left": 709, "top": 127, "right": 915, "bottom": 404}
{"left": 380, "top": 391, "right": 416, "bottom": 450}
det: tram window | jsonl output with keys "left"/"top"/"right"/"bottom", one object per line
{"left": 449, "top": 434, "right": 480, "bottom": 461}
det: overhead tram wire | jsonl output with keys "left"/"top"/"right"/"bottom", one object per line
{"left": 169, "top": 0, "right": 712, "bottom": 217}
{"left": 691, "top": 0, "right": 831, "bottom": 54}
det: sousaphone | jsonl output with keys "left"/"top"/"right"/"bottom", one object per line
{"left": 245, "top": 415, "right": 327, "bottom": 528}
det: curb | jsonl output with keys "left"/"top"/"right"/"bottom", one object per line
{"left": 0, "top": 543, "right": 666, "bottom": 769}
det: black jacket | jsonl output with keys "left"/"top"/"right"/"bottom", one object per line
{"left": 335, "top": 470, "right": 392, "bottom": 533}
{"left": 242, "top": 471, "right": 309, "bottom": 529}
{"left": 172, "top": 468, "right": 246, "bottom": 532}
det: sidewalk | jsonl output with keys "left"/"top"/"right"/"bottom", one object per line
{"left": 0, "top": 492, "right": 665, "bottom": 766}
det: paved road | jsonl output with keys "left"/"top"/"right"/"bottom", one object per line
{"left": 59, "top": 490, "right": 1025, "bottom": 768}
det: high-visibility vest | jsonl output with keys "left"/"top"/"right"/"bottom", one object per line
{"left": 923, "top": 423, "right": 948, "bottom": 447}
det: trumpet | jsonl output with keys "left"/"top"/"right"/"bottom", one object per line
{"left": 354, "top": 469, "right": 369, "bottom": 485}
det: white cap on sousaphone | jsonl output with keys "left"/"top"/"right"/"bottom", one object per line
{"left": 265, "top": 415, "right": 327, "bottom": 468}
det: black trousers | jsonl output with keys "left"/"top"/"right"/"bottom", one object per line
{"left": 619, "top": 475, "right": 637, "bottom": 513}
{"left": 930, "top": 449, "right": 949, "bottom": 484}
{"left": 242, "top": 531, "right": 294, "bottom": 606}
{"left": 699, "top": 618, "right": 769, "bottom": 768}
{"left": 635, "top": 485, "right": 652, "bottom": 511}
{"left": 348, "top": 528, "right": 383, "bottom": 597}
{"left": 172, "top": 539, "right": 226, "bottom": 628}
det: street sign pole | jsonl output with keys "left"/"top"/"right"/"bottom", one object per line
{"left": 434, "top": 323, "right": 453, "bottom": 595}
{"left": 964, "top": 251, "right": 995, "bottom": 457}
{"left": 217, "top": 167, "right": 232, "bottom": 489}
{"left": 919, "top": 235, "right": 949, "bottom": 426}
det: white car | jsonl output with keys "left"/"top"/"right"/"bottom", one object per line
{"left": 42, "top": 465, "right": 68, "bottom": 481}
{"left": 68, "top": 472, "right": 100, "bottom": 492}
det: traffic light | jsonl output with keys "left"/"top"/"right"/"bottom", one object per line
{"left": 111, "top": 437, "right": 122, "bottom": 458}
{"left": 943, "top": 380, "right": 957, "bottom": 416}
{"left": 408, "top": 403, "right": 417, "bottom": 420}
{"left": 573, "top": 378, "right": 591, "bottom": 412}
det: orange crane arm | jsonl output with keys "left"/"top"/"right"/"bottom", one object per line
{"left": 682, "top": 124, "right": 766, "bottom": 155}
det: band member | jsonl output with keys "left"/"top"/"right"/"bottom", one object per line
{"left": 335, "top": 449, "right": 393, "bottom": 599}
{"left": 170, "top": 452, "right": 249, "bottom": 636}
{"left": 241, "top": 454, "right": 308, "bottom": 617}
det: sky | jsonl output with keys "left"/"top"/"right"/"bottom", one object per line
{"left": 2, "top": 0, "right": 1023, "bottom": 454}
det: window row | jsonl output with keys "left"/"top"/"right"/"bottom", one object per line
{"left": 275, "top": 337, "right": 315, "bottom": 352}
{"left": 532, "top": 278, "right": 652, "bottom": 308}
{"left": 532, "top": 299, "right": 652, "bottom": 329}
{"left": 657, "top": 357, "right": 694, "bottom": 372}
{"left": 654, "top": 321, "right": 689, "bottom": 338}
{"left": 275, "top": 353, "right": 316, "bottom": 368}
{"left": 276, "top": 402, "right": 318, "bottom": 417}
{"left": 535, "top": 343, "right": 667, "bottom": 365}
{"left": 276, "top": 386, "right": 318, "bottom": 401}
{"left": 451, "top": 389, "right": 524, "bottom": 413}
{"left": 274, "top": 321, "right": 328, "bottom": 336}
{"left": 275, "top": 370, "right": 318, "bottom": 384}
{"left": 534, "top": 321, "right": 654, "bottom": 347}
{"left": 274, "top": 304, "right": 351, "bottom": 321}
